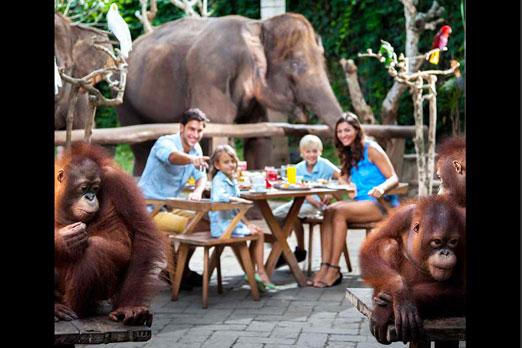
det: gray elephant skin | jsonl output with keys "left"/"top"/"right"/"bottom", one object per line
{"left": 55, "top": 12, "right": 114, "bottom": 130}
{"left": 117, "top": 13, "right": 343, "bottom": 175}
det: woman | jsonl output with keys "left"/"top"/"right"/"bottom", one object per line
{"left": 309, "top": 112, "right": 399, "bottom": 288}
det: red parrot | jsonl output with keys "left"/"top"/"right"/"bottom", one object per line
{"left": 428, "top": 25, "right": 452, "bottom": 64}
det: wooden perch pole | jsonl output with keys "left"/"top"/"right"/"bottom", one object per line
{"left": 58, "top": 36, "right": 129, "bottom": 147}
{"left": 358, "top": 44, "right": 459, "bottom": 196}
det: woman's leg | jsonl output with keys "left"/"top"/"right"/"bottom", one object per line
{"left": 308, "top": 201, "right": 343, "bottom": 285}
{"left": 315, "top": 200, "right": 383, "bottom": 287}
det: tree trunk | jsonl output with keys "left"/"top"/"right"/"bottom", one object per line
{"left": 340, "top": 58, "right": 377, "bottom": 125}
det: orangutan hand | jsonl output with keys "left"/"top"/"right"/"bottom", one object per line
{"left": 370, "top": 302, "right": 394, "bottom": 345}
{"left": 55, "top": 302, "right": 78, "bottom": 321}
{"left": 56, "top": 222, "right": 89, "bottom": 259}
{"left": 109, "top": 306, "right": 153, "bottom": 327}
{"left": 393, "top": 291, "right": 424, "bottom": 344}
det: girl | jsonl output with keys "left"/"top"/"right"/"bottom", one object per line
{"left": 209, "top": 145, "right": 275, "bottom": 290}
{"left": 310, "top": 112, "right": 399, "bottom": 288}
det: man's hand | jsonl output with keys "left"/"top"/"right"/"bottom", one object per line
{"left": 187, "top": 190, "right": 203, "bottom": 201}
{"left": 191, "top": 155, "right": 210, "bottom": 170}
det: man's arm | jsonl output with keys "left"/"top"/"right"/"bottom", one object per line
{"left": 188, "top": 175, "right": 207, "bottom": 200}
{"left": 168, "top": 151, "right": 209, "bottom": 168}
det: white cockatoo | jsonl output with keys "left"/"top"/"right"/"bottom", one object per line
{"left": 106, "top": 3, "right": 132, "bottom": 58}
{"left": 54, "top": 56, "right": 62, "bottom": 95}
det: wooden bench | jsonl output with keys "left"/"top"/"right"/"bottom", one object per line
{"left": 346, "top": 287, "right": 465, "bottom": 347}
{"left": 54, "top": 303, "right": 151, "bottom": 347}
{"left": 147, "top": 198, "right": 260, "bottom": 309}
{"left": 301, "top": 183, "right": 409, "bottom": 276}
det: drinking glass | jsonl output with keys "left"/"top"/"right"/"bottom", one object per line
{"left": 287, "top": 165, "right": 297, "bottom": 184}
{"left": 264, "top": 166, "right": 277, "bottom": 188}
{"left": 280, "top": 165, "right": 287, "bottom": 182}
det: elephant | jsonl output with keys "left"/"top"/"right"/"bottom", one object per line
{"left": 116, "top": 13, "right": 343, "bottom": 175}
{"left": 54, "top": 12, "right": 114, "bottom": 130}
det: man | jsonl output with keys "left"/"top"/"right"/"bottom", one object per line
{"left": 138, "top": 108, "right": 210, "bottom": 290}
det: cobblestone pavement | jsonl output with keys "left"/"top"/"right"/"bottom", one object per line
{"left": 79, "top": 215, "right": 465, "bottom": 348}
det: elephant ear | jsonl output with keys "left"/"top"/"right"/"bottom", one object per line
{"left": 242, "top": 21, "right": 268, "bottom": 87}
{"left": 241, "top": 20, "right": 290, "bottom": 111}
{"left": 71, "top": 25, "right": 115, "bottom": 84}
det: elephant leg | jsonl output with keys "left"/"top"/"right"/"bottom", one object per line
{"left": 244, "top": 137, "right": 272, "bottom": 170}
{"left": 130, "top": 140, "right": 156, "bottom": 177}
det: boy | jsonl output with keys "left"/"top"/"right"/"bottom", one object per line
{"left": 273, "top": 135, "right": 342, "bottom": 268}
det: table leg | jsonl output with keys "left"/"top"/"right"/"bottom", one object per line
{"left": 257, "top": 198, "right": 308, "bottom": 287}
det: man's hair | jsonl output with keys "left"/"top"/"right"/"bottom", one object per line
{"left": 180, "top": 108, "right": 210, "bottom": 126}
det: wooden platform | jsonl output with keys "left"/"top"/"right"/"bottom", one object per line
{"left": 346, "top": 287, "right": 465, "bottom": 344}
{"left": 55, "top": 304, "right": 151, "bottom": 346}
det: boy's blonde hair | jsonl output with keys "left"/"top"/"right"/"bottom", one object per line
{"left": 299, "top": 134, "right": 323, "bottom": 152}
{"left": 209, "top": 144, "right": 239, "bottom": 179}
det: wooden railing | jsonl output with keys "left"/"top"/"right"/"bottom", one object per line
{"left": 54, "top": 122, "right": 427, "bottom": 146}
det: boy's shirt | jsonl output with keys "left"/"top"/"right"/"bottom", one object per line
{"left": 296, "top": 157, "right": 340, "bottom": 202}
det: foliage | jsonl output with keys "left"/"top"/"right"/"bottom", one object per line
{"left": 56, "top": 0, "right": 465, "bottom": 166}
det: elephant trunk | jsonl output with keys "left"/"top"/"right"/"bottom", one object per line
{"left": 297, "top": 74, "right": 343, "bottom": 131}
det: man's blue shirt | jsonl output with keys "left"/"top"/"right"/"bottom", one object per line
{"left": 138, "top": 133, "right": 204, "bottom": 200}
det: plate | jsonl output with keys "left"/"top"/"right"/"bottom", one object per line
{"left": 273, "top": 183, "right": 311, "bottom": 191}
{"left": 249, "top": 189, "right": 268, "bottom": 194}
{"left": 308, "top": 184, "right": 329, "bottom": 188}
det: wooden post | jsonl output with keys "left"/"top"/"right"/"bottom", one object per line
{"left": 84, "top": 99, "right": 97, "bottom": 143}
{"left": 65, "top": 85, "right": 80, "bottom": 149}
{"left": 426, "top": 75, "right": 438, "bottom": 195}
{"left": 210, "top": 136, "right": 229, "bottom": 154}
{"left": 261, "top": 0, "right": 288, "bottom": 167}
{"left": 412, "top": 77, "right": 427, "bottom": 196}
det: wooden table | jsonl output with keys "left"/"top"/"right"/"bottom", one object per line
{"left": 345, "top": 287, "right": 465, "bottom": 348}
{"left": 241, "top": 186, "right": 353, "bottom": 287}
{"left": 55, "top": 316, "right": 151, "bottom": 347}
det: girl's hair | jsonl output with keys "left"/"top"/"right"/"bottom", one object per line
{"left": 334, "top": 112, "right": 366, "bottom": 177}
{"left": 209, "top": 144, "right": 239, "bottom": 179}
{"left": 299, "top": 134, "right": 323, "bottom": 152}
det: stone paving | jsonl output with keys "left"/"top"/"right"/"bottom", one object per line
{"left": 79, "top": 216, "right": 465, "bottom": 348}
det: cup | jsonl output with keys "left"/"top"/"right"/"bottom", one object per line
{"left": 280, "top": 165, "right": 287, "bottom": 181}
{"left": 252, "top": 175, "right": 266, "bottom": 192}
{"left": 265, "top": 166, "right": 277, "bottom": 188}
{"left": 287, "top": 165, "right": 297, "bottom": 184}
{"left": 296, "top": 175, "right": 303, "bottom": 184}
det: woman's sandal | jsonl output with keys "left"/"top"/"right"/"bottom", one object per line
{"left": 307, "top": 262, "right": 331, "bottom": 286}
{"left": 314, "top": 264, "right": 343, "bottom": 288}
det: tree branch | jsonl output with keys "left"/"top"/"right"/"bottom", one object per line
{"left": 340, "top": 58, "right": 377, "bottom": 124}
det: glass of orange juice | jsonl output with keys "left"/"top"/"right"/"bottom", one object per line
{"left": 287, "top": 165, "right": 296, "bottom": 184}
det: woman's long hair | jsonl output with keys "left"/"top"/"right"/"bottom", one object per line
{"left": 334, "top": 112, "right": 366, "bottom": 177}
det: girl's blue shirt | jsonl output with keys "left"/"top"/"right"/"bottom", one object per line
{"left": 209, "top": 171, "right": 251, "bottom": 238}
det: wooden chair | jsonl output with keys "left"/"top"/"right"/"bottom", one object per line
{"left": 146, "top": 198, "right": 260, "bottom": 309}
{"left": 301, "top": 183, "right": 409, "bottom": 276}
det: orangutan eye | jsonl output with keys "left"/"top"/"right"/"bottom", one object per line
{"left": 413, "top": 223, "right": 420, "bottom": 232}
{"left": 448, "top": 239, "right": 458, "bottom": 247}
{"left": 431, "top": 239, "right": 442, "bottom": 247}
